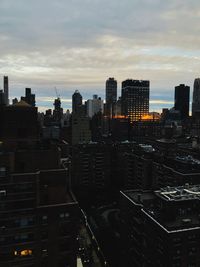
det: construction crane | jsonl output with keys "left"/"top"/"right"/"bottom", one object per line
{"left": 54, "top": 86, "right": 60, "bottom": 99}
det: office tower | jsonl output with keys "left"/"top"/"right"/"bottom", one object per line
{"left": 71, "top": 105, "right": 91, "bottom": 145}
{"left": 21, "top": 88, "right": 36, "bottom": 107}
{"left": 174, "top": 84, "right": 190, "bottom": 119}
{"left": 53, "top": 97, "right": 63, "bottom": 124}
{"left": 121, "top": 79, "right": 149, "bottom": 123}
{"left": 72, "top": 90, "right": 82, "bottom": 113}
{"left": 86, "top": 95, "right": 104, "bottom": 118}
{"left": 3, "top": 76, "right": 9, "bottom": 105}
{"left": 0, "top": 90, "right": 6, "bottom": 105}
{"left": 120, "top": 185, "right": 200, "bottom": 266}
{"left": 192, "top": 78, "right": 200, "bottom": 116}
{"left": 105, "top": 77, "right": 117, "bottom": 117}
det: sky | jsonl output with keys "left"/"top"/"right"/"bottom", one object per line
{"left": 1, "top": 0, "right": 200, "bottom": 112}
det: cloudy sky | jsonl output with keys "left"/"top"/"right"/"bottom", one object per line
{"left": 0, "top": 0, "right": 200, "bottom": 112}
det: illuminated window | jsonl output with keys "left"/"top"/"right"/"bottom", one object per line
{"left": 20, "top": 249, "right": 32, "bottom": 256}
{"left": 14, "top": 249, "right": 33, "bottom": 257}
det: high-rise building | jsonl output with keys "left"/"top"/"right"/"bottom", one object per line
{"left": 121, "top": 79, "right": 149, "bottom": 122}
{"left": 71, "top": 105, "right": 91, "bottom": 145}
{"left": 72, "top": 90, "right": 82, "bottom": 113}
{"left": 0, "top": 149, "right": 79, "bottom": 267}
{"left": 120, "top": 185, "right": 200, "bottom": 266}
{"left": 174, "top": 84, "right": 190, "bottom": 119}
{"left": 3, "top": 76, "right": 9, "bottom": 105}
{"left": 192, "top": 78, "right": 200, "bottom": 116}
{"left": 0, "top": 90, "right": 6, "bottom": 106}
{"left": 105, "top": 77, "right": 117, "bottom": 117}
{"left": 21, "top": 88, "right": 35, "bottom": 107}
{"left": 86, "top": 95, "right": 103, "bottom": 118}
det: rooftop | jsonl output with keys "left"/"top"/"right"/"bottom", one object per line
{"left": 156, "top": 184, "right": 200, "bottom": 202}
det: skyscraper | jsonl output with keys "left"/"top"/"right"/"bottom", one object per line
{"left": 192, "top": 78, "right": 200, "bottom": 116}
{"left": 174, "top": 84, "right": 190, "bottom": 119}
{"left": 86, "top": 95, "right": 104, "bottom": 118}
{"left": 21, "top": 88, "right": 36, "bottom": 107}
{"left": 121, "top": 79, "right": 149, "bottom": 122}
{"left": 72, "top": 90, "right": 82, "bottom": 113}
{"left": 3, "top": 76, "right": 9, "bottom": 105}
{"left": 105, "top": 77, "right": 117, "bottom": 117}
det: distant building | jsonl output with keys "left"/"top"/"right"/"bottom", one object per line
{"left": 105, "top": 77, "right": 117, "bottom": 117}
{"left": 120, "top": 185, "right": 200, "bottom": 266}
{"left": 21, "top": 88, "right": 35, "bottom": 107}
{"left": 72, "top": 90, "right": 82, "bottom": 113}
{"left": 174, "top": 84, "right": 190, "bottom": 119}
{"left": 3, "top": 76, "right": 9, "bottom": 105}
{"left": 86, "top": 95, "right": 103, "bottom": 118}
{"left": 121, "top": 79, "right": 149, "bottom": 122}
{"left": 0, "top": 90, "right": 6, "bottom": 106}
{"left": 192, "top": 78, "right": 200, "bottom": 116}
{"left": 53, "top": 97, "right": 63, "bottom": 124}
{"left": 71, "top": 105, "right": 91, "bottom": 145}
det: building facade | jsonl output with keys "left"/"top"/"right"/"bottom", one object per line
{"left": 174, "top": 84, "right": 190, "bottom": 120}
{"left": 121, "top": 79, "right": 149, "bottom": 123}
{"left": 192, "top": 78, "right": 200, "bottom": 116}
{"left": 120, "top": 185, "right": 200, "bottom": 266}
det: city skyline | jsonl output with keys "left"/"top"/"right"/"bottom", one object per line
{"left": 1, "top": 0, "right": 200, "bottom": 112}
{"left": 5, "top": 77, "right": 191, "bottom": 113}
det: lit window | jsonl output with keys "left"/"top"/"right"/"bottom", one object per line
{"left": 20, "top": 249, "right": 32, "bottom": 256}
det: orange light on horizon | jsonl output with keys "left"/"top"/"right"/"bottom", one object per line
{"left": 141, "top": 113, "right": 161, "bottom": 121}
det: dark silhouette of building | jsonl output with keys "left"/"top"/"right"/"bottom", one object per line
{"left": 105, "top": 77, "right": 117, "bottom": 117}
{"left": 0, "top": 100, "right": 38, "bottom": 149}
{"left": 21, "top": 88, "right": 35, "bottom": 107}
{"left": 0, "top": 90, "right": 6, "bottom": 105}
{"left": 72, "top": 90, "right": 82, "bottom": 113}
{"left": 72, "top": 143, "right": 111, "bottom": 200}
{"left": 4, "top": 76, "right": 9, "bottom": 105}
{"left": 0, "top": 148, "right": 79, "bottom": 267}
{"left": 152, "top": 155, "right": 200, "bottom": 189}
{"left": 121, "top": 79, "right": 149, "bottom": 122}
{"left": 53, "top": 97, "right": 63, "bottom": 124}
{"left": 71, "top": 105, "right": 91, "bottom": 145}
{"left": 120, "top": 185, "right": 200, "bottom": 266}
{"left": 192, "top": 78, "right": 200, "bottom": 116}
{"left": 174, "top": 84, "right": 190, "bottom": 119}
{"left": 0, "top": 96, "right": 79, "bottom": 266}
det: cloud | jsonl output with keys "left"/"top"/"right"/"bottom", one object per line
{"left": 0, "top": 0, "right": 200, "bottom": 110}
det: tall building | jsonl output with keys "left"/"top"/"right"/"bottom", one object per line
{"left": 105, "top": 77, "right": 117, "bottom": 117}
{"left": 3, "top": 76, "right": 9, "bottom": 105}
{"left": 21, "top": 88, "right": 35, "bottom": 107}
{"left": 121, "top": 79, "right": 149, "bottom": 123}
{"left": 72, "top": 90, "right": 82, "bottom": 113}
{"left": 0, "top": 100, "right": 79, "bottom": 266}
{"left": 174, "top": 84, "right": 190, "bottom": 119}
{"left": 0, "top": 149, "right": 79, "bottom": 267}
{"left": 120, "top": 185, "right": 200, "bottom": 266}
{"left": 192, "top": 78, "right": 200, "bottom": 116}
{"left": 71, "top": 105, "right": 91, "bottom": 145}
{"left": 86, "top": 95, "right": 103, "bottom": 118}
{"left": 53, "top": 97, "right": 63, "bottom": 124}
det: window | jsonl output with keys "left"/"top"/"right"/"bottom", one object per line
{"left": 0, "top": 167, "right": 6, "bottom": 177}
